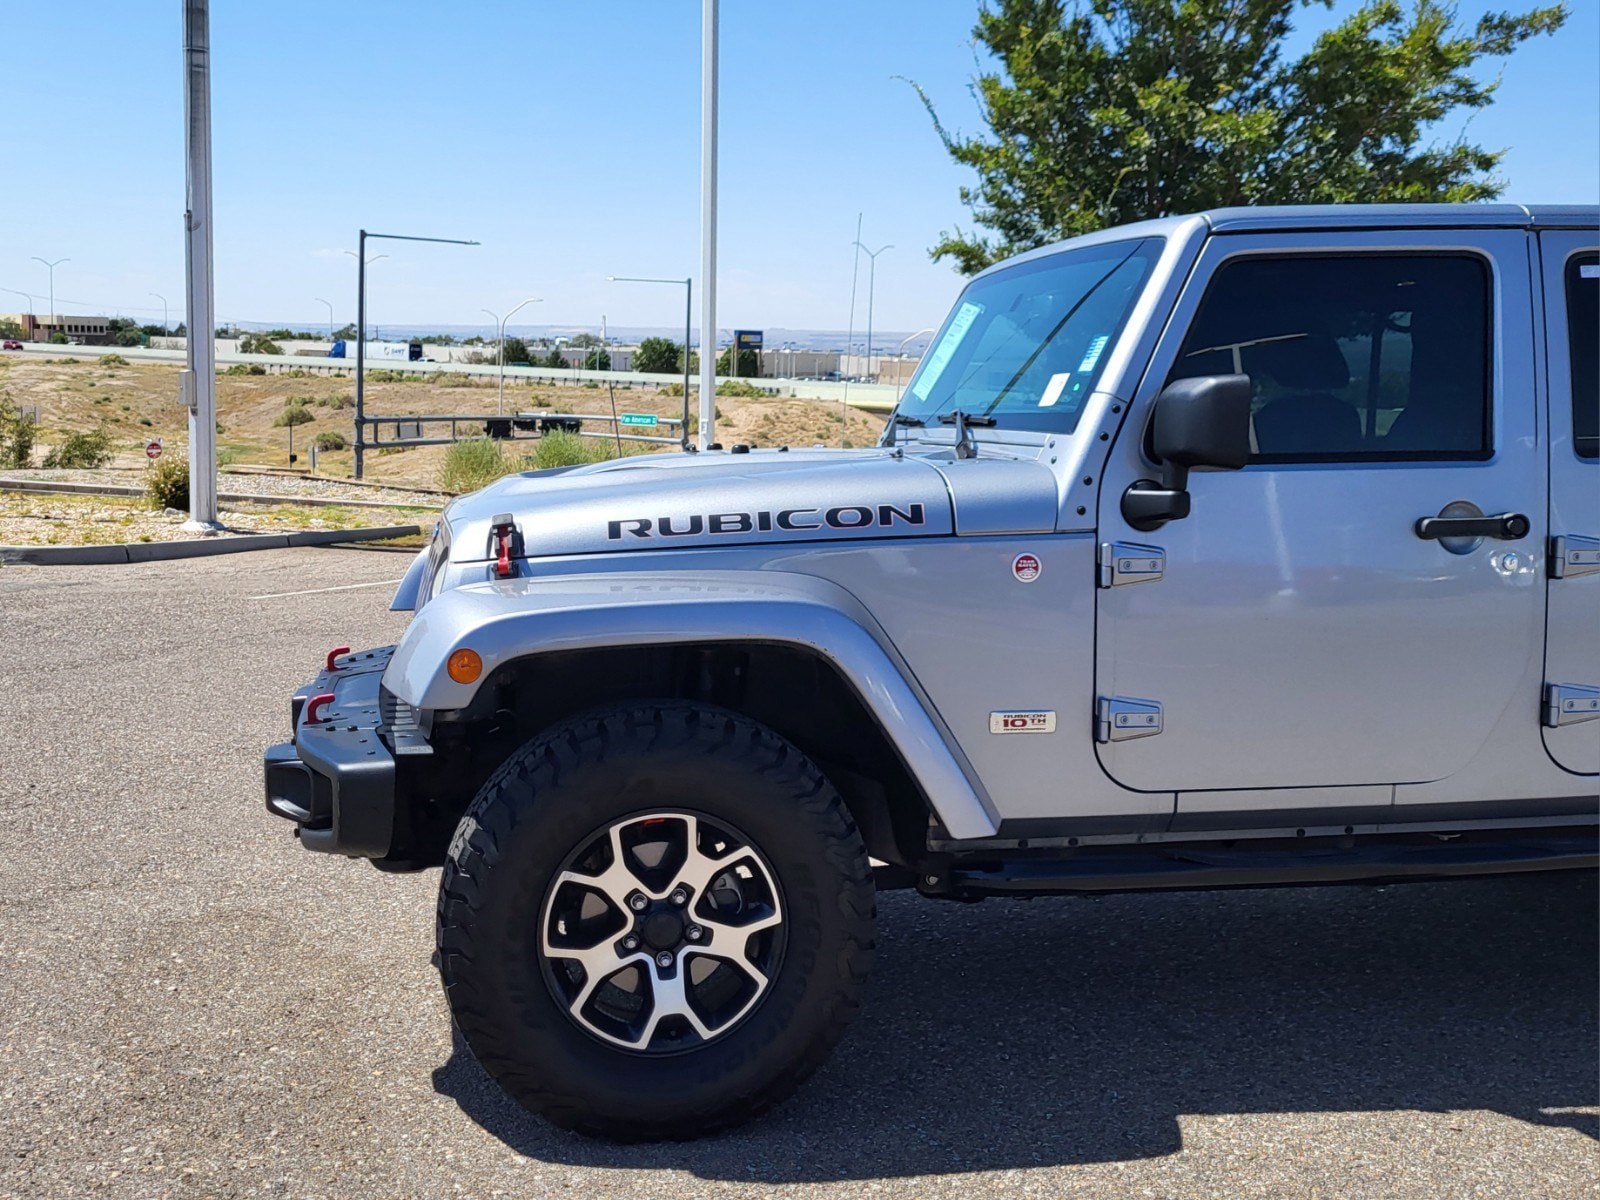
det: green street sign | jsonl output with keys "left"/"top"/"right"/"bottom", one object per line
{"left": 618, "top": 413, "right": 659, "bottom": 428}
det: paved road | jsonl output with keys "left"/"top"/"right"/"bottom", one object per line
{"left": 2, "top": 548, "right": 1596, "bottom": 1199}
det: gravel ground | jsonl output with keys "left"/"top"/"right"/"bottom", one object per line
{"left": 1, "top": 548, "right": 1595, "bottom": 1199}
{"left": 1, "top": 467, "right": 446, "bottom": 508}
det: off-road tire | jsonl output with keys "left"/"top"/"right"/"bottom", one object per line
{"left": 436, "top": 702, "right": 877, "bottom": 1141}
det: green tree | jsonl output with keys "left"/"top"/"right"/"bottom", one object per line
{"left": 544, "top": 347, "right": 570, "bottom": 369}
{"left": 0, "top": 318, "right": 24, "bottom": 339}
{"left": 633, "top": 337, "right": 683, "bottom": 374}
{"left": 913, "top": 0, "right": 1567, "bottom": 273}
{"left": 568, "top": 332, "right": 602, "bottom": 349}
{"left": 239, "top": 333, "right": 284, "bottom": 354}
{"left": 332, "top": 323, "right": 359, "bottom": 341}
{"left": 501, "top": 337, "right": 530, "bottom": 365}
{"left": 716, "top": 347, "right": 759, "bottom": 376}
{"left": 583, "top": 348, "right": 613, "bottom": 371}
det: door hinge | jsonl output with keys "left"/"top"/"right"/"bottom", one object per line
{"left": 1096, "top": 696, "right": 1164, "bottom": 742}
{"left": 1544, "top": 683, "right": 1600, "bottom": 728}
{"left": 1098, "top": 541, "right": 1165, "bottom": 588}
{"left": 1549, "top": 535, "right": 1600, "bottom": 579}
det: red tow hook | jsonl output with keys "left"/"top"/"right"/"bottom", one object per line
{"left": 326, "top": 645, "right": 351, "bottom": 672}
{"left": 490, "top": 513, "right": 517, "bottom": 579}
{"left": 304, "top": 693, "right": 336, "bottom": 725}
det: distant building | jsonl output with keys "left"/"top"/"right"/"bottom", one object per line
{"left": 0, "top": 313, "right": 114, "bottom": 345}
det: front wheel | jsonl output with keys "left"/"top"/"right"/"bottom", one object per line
{"left": 435, "top": 703, "right": 877, "bottom": 1140}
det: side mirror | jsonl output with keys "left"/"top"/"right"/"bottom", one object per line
{"left": 1122, "top": 374, "right": 1252, "bottom": 531}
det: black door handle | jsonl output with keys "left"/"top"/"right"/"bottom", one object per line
{"left": 1414, "top": 512, "right": 1529, "bottom": 541}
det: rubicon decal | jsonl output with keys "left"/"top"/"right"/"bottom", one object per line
{"left": 608, "top": 502, "right": 926, "bottom": 541}
{"left": 990, "top": 711, "right": 1057, "bottom": 734}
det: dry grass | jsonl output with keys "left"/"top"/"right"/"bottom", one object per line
{"left": 0, "top": 358, "right": 886, "bottom": 490}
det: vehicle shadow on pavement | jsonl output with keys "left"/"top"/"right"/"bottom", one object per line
{"left": 431, "top": 871, "right": 1597, "bottom": 1182}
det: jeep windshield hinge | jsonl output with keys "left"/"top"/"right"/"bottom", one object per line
{"left": 1098, "top": 541, "right": 1166, "bottom": 588}
{"left": 1549, "top": 534, "right": 1600, "bottom": 579}
{"left": 1095, "top": 696, "right": 1164, "bottom": 742}
{"left": 1544, "top": 683, "right": 1600, "bottom": 727}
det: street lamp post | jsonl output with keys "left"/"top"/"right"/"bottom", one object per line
{"left": 31, "top": 257, "right": 68, "bottom": 329}
{"left": 351, "top": 230, "right": 477, "bottom": 478}
{"left": 481, "top": 297, "right": 541, "bottom": 416}
{"left": 150, "top": 293, "right": 169, "bottom": 337}
{"left": 852, "top": 242, "right": 892, "bottom": 382}
{"left": 608, "top": 275, "right": 693, "bottom": 450}
{"left": 314, "top": 297, "right": 334, "bottom": 340}
{"left": 342, "top": 249, "right": 387, "bottom": 341}
{"left": 1, "top": 288, "right": 38, "bottom": 337}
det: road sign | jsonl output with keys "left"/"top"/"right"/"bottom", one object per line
{"left": 145, "top": 438, "right": 163, "bottom": 461}
{"left": 618, "top": 413, "right": 659, "bottom": 428}
{"left": 734, "top": 329, "right": 763, "bottom": 350}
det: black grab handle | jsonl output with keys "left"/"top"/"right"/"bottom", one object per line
{"left": 1414, "top": 512, "right": 1530, "bottom": 541}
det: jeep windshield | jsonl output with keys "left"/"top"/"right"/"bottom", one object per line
{"left": 894, "top": 237, "right": 1163, "bottom": 434}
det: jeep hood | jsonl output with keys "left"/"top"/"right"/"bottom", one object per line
{"left": 443, "top": 446, "right": 1059, "bottom": 562}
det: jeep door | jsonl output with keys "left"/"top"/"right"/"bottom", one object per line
{"left": 1094, "top": 228, "right": 1546, "bottom": 815}
{"left": 1538, "top": 229, "right": 1600, "bottom": 776}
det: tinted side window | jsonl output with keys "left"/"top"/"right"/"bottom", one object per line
{"left": 1170, "top": 255, "right": 1492, "bottom": 462}
{"left": 1566, "top": 253, "right": 1598, "bottom": 459}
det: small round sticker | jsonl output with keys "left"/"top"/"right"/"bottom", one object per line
{"left": 1012, "top": 553, "right": 1041, "bottom": 583}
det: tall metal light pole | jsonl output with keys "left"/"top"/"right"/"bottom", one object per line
{"left": 352, "top": 230, "right": 477, "bottom": 478}
{"left": 481, "top": 296, "right": 541, "bottom": 416}
{"left": 180, "top": 0, "right": 219, "bottom": 530}
{"left": 343, "top": 250, "right": 387, "bottom": 340}
{"left": 2, "top": 288, "right": 38, "bottom": 337}
{"left": 314, "top": 297, "right": 333, "bottom": 340}
{"left": 840, "top": 214, "right": 863, "bottom": 444}
{"left": 608, "top": 275, "right": 693, "bottom": 450}
{"left": 150, "top": 293, "right": 169, "bottom": 336}
{"left": 31, "top": 257, "right": 68, "bottom": 326}
{"left": 699, "top": 0, "right": 718, "bottom": 450}
{"left": 852, "top": 242, "right": 892, "bottom": 383}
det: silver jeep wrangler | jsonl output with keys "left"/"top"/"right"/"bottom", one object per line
{"left": 264, "top": 204, "right": 1598, "bottom": 1140}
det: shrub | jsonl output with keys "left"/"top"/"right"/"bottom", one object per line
{"left": 0, "top": 390, "right": 36, "bottom": 468}
{"left": 528, "top": 429, "right": 598, "bottom": 469}
{"left": 439, "top": 437, "right": 506, "bottom": 493}
{"left": 97, "top": 353, "right": 130, "bottom": 367}
{"left": 543, "top": 348, "right": 569, "bottom": 369}
{"left": 237, "top": 333, "right": 283, "bottom": 355}
{"left": 43, "top": 426, "right": 114, "bottom": 469}
{"left": 49, "top": 332, "right": 68, "bottom": 345}
{"left": 582, "top": 348, "right": 612, "bottom": 371}
{"left": 716, "top": 379, "right": 766, "bottom": 399}
{"left": 222, "top": 363, "right": 266, "bottom": 376}
{"left": 146, "top": 456, "right": 190, "bottom": 511}
{"left": 273, "top": 400, "right": 314, "bottom": 427}
{"left": 366, "top": 369, "right": 420, "bottom": 383}
{"left": 138, "top": 417, "right": 152, "bottom": 427}
{"left": 313, "top": 430, "right": 347, "bottom": 451}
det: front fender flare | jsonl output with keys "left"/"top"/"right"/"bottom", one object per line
{"left": 384, "top": 570, "right": 998, "bottom": 839}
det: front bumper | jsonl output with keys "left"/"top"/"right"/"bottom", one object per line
{"left": 264, "top": 645, "right": 400, "bottom": 857}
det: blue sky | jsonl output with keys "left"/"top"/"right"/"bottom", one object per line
{"left": 0, "top": 1, "right": 1594, "bottom": 339}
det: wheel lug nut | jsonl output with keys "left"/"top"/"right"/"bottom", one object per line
{"left": 686, "top": 925, "right": 703, "bottom": 941}
{"left": 670, "top": 889, "right": 688, "bottom": 906}
{"left": 628, "top": 894, "right": 648, "bottom": 912}
{"left": 622, "top": 936, "right": 639, "bottom": 951}
{"left": 656, "top": 951, "right": 674, "bottom": 968}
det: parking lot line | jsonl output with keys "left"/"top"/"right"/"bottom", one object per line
{"left": 250, "top": 578, "right": 403, "bottom": 600}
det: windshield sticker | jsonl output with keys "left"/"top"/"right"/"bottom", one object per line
{"left": 1077, "top": 334, "right": 1109, "bottom": 374}
{"left": 1582, "top": 264, "right": 1600, "bottom": 279}
{"left": 911, "top": 301, "right": 982, "bottom": 401}
{"left": 1038, "top": 372, "right": 1071, "bottom": 408}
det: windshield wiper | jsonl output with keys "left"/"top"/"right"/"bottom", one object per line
{"left": 936, "top": 409, "right": 996, "bottom": 459}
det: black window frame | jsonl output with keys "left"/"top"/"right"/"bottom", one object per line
{"left": 1563, "top": 250, "right": 1599, "bottom": 461}
{"left": 1168, "top": 250, "right": 1496, "bottom": 466}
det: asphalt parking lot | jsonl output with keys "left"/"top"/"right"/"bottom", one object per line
{"left": 2, "top": 546, "right": 1596, "bottom": 1199}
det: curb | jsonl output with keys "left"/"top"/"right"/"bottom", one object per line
{"left": 0, "top": 478, "right": 443, "bottom": 511}
{"left": 0, "top": 525, "right": 421, "bottom": 566}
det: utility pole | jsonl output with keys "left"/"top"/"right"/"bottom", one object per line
{"left": 315, "top": 297, "right": 333, "bottom": 340}
{"left": 181, "top": 0, "right": 220, "bottom": 531}
{"left": 698, "top": 0, "right": 718, "bottom": 449}
{"left": 841, "top": 214, "right": 862, "bottom": 444}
